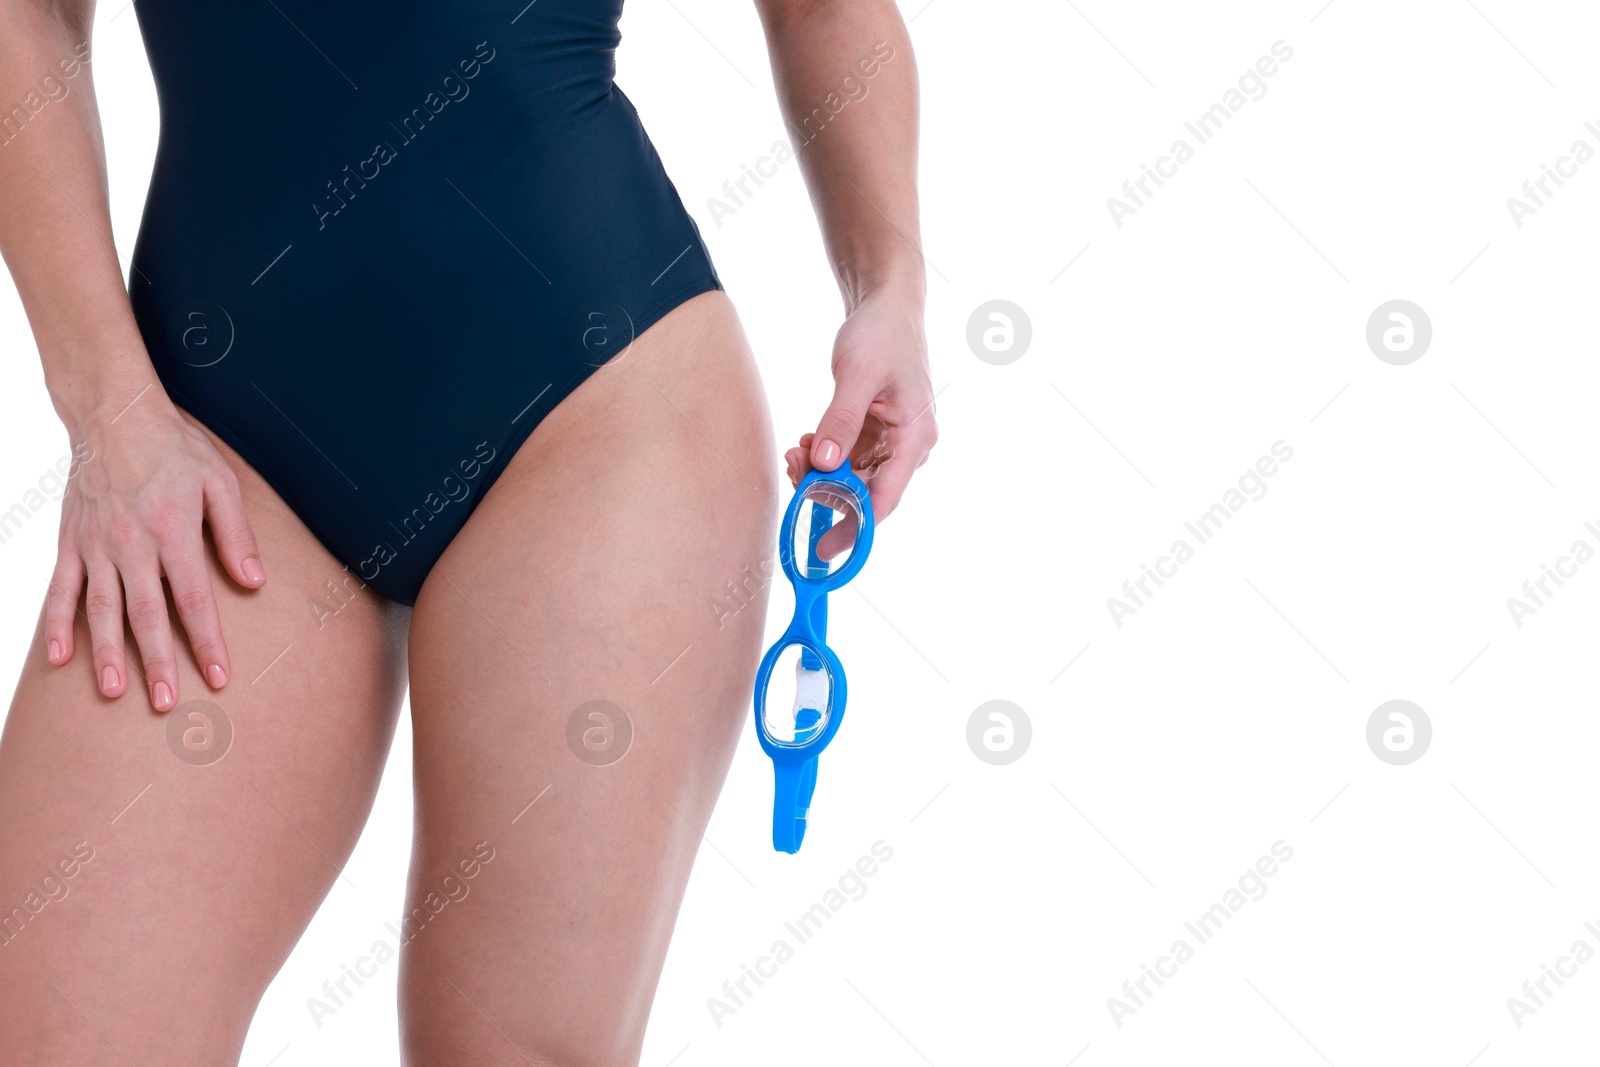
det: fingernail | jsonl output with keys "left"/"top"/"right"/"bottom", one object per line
{"left": 48, "top": 639, "right": 60, "bottom": 663}
{"left": 815, "top": 439, "right": 841, "bottom": 468}
{"left": 152, "top": 680, "right": 173, "bottom": 710}
{"left": 100, "top": 664, "right": 120, "bottom": 694}
{"left": 242, "top": 556, "right": 265, "bottom": 583}
{"left": 206, "top": 663, "right": 228, "bottom": 688}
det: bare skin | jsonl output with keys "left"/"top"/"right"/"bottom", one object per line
{"left": 0, "top": 0, "right": 933, "bottom": 1062}
{"left": 399, "top": 291, "right": 777, "bottom": 1065}
{"left": 0, "top": 289, "right": 771, "bottom": 1064}
{"left": 0, "top": 412, "right": 410, "bottom": 1063}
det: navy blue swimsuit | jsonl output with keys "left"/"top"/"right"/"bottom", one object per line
{"left": 127, "top": 0, "right": 721, "bottom": 605}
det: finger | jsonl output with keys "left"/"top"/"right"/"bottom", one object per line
{"left": 860, "top": 425, "right": 934, "bottom": 525}
{"left": 816, "top": 511, "right": 860, "bottom": 562}
{"left": 44, "top": 549, "right": 85, "bottom": 666}
{"left": 84, "top": 558, "right": 128, "bottom": 698}
{"left": 810, "top": 368, "right": 878, "bottom": 472}
{"left": 204, "top": 468, "right": 266, "bottom": 589}
{"left": 808, "top": 480, "right": 866, "bottom": 563}
{"left": 847, "top": 418, "right": 892, "bottom": 474}
{"left": 790, "top": 436, "right": 816, "bottom": 478}
{"left": 120, "top": 560, "right": 178, "bottom": 712}
{"left": 863, "top": 452, "right": 917, "bottom": 523}
{"left": 162, "top": 541, "right": 230, "bottom": 691}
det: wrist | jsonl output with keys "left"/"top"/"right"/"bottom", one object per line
{"left": 49, "top": 362, "right": 169, "bottom": 437}
{"left": 840, "top": 260, "right": 926, "bottom": 316}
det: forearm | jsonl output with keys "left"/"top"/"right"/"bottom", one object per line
{"left": 0, "top": 1, "right": 163, "bottom": 431}
{"left": 756, "top": 0, "right": 925, "bottom": 313}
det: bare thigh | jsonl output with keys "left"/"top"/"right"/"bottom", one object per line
{"left": 400, "top": 290, "right": 779, "bottom": 1066}
{"left": 0, "top": 409, "right": 410, "bottom": 1065}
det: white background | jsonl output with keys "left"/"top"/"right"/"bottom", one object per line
{"left": 4, "top": 1, "right": 1600, "bottom": 1064}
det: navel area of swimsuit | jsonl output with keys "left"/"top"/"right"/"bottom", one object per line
{"left": 752, "top": 460, "right": 875, "bottom": 854}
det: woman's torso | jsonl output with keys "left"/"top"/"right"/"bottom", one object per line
{"left": 125, "top": 0, "right": 722, "bottom": 603}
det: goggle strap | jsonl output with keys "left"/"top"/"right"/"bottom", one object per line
{"left": 807, "top": 500, "right": 833, "bottom": 576}
{"left": 798, "top": 633, "right": 826, "bottom": 672}
{"left": 772, "top": 757, "right": 820, "bottom": 854}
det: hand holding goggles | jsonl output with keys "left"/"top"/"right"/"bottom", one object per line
{"left": 753, "top": 459, "right": 874, "bottom": 853}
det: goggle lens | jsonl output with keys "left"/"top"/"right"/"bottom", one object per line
{"left": 790, "top": 481, "right": 864, "bottom": 581}
{"left": 759, "top": 642, "right": 834, "bottom": 747}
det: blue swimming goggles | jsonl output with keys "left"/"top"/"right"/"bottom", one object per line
{"left": 753, "top": 459, "right": 875, "bottom": 853}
